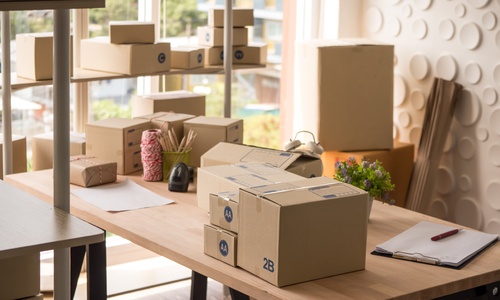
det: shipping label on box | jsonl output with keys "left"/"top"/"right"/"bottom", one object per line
{"left": 209, "top": 191, "right": 239, "bottom": 233}
{"left": 197, "top": 162, "right": 304, "bottom": 211}
{"left": 0, "top": 134, "right": 27, "bottom": 179}
{"left": 237, "top": 176, "right": 368, "bottom": 287}
{"left": 85, "top": 118, "right": 150, "bottom": 175}
{"left": 132, "top": 90, "right": 206, "bottom": 117}
{"left": 81, "top": 37, "right": 170, "bottom": 75}
{"left": 135, "top": 112, "right": 195, "bottom": 143}
{"left": 171, "top": 46, "right": 204, "bottom": 69}
{"left": 183, "top": 116, "right": 243, "bottom": 168}
{"left": 70, "top": 156, "right": 117, "bottom": 187}
{"left": 197, "top": 26, "right": 248, "bottom": 47}
{"left": 109, "top": 21, "right": 155, "bottom": 44}
{"left": 208, "top": 8, "right": 254, "bottom": 27}
{"left": 31, "top": 132, "right": 85, "bottom": 171}
{"left": 296, "top": 38, "right": 394, "bottom": 151}
{"left": 204, "top": 224, "right": 237, "bottom": 266}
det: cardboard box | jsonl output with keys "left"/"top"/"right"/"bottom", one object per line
{"left": 183, "top": 116, "right": 243, "bottom": 168}
{"left": 209, "top": 190, "right": 239, "bottom": 233}
{"left": 204, "top": 224, "right": 238, "bottom": 266}
{"left": 109, "top": 21, "right": 155, "bottom": 44}
{"left": 0, "top": 134, "right": 27, "bottom": 179}
{"left": 85, "top": 118, "right": 150, "bottom": 175}
{"left": 80, "top": 36, "right": 170, "bottom": 75}
{"left": 203, "top": 43, "right": 267, "bottom": 66}
{"left": 322, "top": 141, "right": 414, "bottom": 208}
{"left": 197, "top": 26, "right": 248, "bottom": 47}
{"left": 31, "top": 132, "right": 85, "bottom": 171}
{"left": 70, "top": 156, "right": 118, "bottom": 187}
{"left": 296, "top": 39, "right": 394, "bottom": 151}
{"left": 208, "top": 8, "right": 254, "bottom": 27}
{"left": 238, "top": 176, "right": 368, "bottom": 287}
{"left": 132, "top": 90, "right": 205, "bottom": 118}
{"left": 16, "top": 32, "right": 73, "bottom": 80}
{"left": 0, "top": 253, "right": 40, "bottom": 300}
{"left": 135, "top": 112, "right": 196, "bottom": 143}
{"left": 196, "top": 162, "right": 304, "bottom": 211}
{"left": 171, "top": 46, "right": 205, "bottom": 69}
{"left": 201, "top": 142, "right": 323, "bottom": 178}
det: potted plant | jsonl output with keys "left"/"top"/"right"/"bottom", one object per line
{"left": 334, "top": 157, "right": 395, "bottom": 217}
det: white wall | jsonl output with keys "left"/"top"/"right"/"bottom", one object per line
{"left": 348, "top": 0, "right": 500, "bottom": 233}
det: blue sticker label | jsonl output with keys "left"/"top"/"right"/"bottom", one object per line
{"left": 158, "top": 52, "right": 166, "bottom": 64}
{"left": 224, "top": 206, "right": 233, "bottom": 223}
{"left": 219, "top": 240, "right": 229, "bottom": 257}
{"left": 234, "top": 50, "right": 244, "bottom": 60}
{"left": 205, "top": 33, "right": 210, "bottom": 42}
{"left": 197, "top": 53, "right": 203, "bottom": 63}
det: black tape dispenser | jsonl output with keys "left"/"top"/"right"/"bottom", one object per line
{"left": 168, "top": 162, "right": 190, "bottom": 192}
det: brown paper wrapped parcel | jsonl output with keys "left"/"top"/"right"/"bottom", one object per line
{"left": 70, "top": 156, "right": 117, "bottom": 187}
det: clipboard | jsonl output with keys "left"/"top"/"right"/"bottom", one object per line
{"left": 371, "top": 221, "right": 499, "bottom": 269}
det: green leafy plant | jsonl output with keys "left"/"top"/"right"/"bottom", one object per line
{"left": 334, "top": 157, "right": 395, "bottom": 205}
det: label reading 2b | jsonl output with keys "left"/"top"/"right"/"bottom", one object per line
{"left": 263, "top": 257, "right": 275, "bottom": 273}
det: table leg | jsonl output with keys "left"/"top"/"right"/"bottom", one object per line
{"left": 229, "top": 287, "right": 250, "bottom": 300}
{"left": 70, "top": 246, "right": 86, "bottom": 299}
{"left": 86, "top": 240, "right": 107, "bottom": 300}
{"left": 190, "top": 271, "right": 207, "bottom": 300}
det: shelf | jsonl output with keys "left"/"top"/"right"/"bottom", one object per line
{"left": 3, "top": 64, "right": 266, "bottom": 90}
{"left": 0, "top": 0, "right": 105, "bottom": 11}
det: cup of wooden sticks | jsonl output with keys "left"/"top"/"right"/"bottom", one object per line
{"left": 158, "top": 128, "right": 196, "bottom": 182}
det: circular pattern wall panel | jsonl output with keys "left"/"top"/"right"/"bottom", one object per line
{"left": 439, "top": 19, "right": 455, "bottom": 40}
{"left": 410, "top": 90, "right": 426, "bottom": 110}
{"left": 436, "top": 54, "right": 457, "bottom": 80}
{"left": 409, "top": 54, "right": 429, "bottom": 80}
{"left": 464, "top": 62, "right": 482, "bottom": 84}
{"left": 429, "top": 198, "right": 448, "bottom": 219}
{"left": 365, "top": 7, "right": 383, "bottom": 33}
{"left": 489, "top": 145, "right": 500, "bottom": 166}
{"left": 459, "top": 22, "right": 482, "bottom": 50}
{"left": 482, "top": 12, "right": 497, "bottom": 30}
{"left": 466, "top": 0, "right": 491, "bottom": 8}
{"left": 490, "top": 109, "right": 500, "bottom": 136}
{"left": 455, "top": 4, "right": 466, "bottom": 18}
{"left": 458, "top": 175, "right": 472, "bottom": 192}
{"left": 412, "top": 19, "right": 428, "bottom": 39}
{"left": 486, "top": 181, "right": 500, "bottom": 210}
{"left": 455, "top": 89, "right": 481, "bottom": 126}
{"left": 458, "top": 137, "right": 476, "bottom": 160}
{"left": 483, "top": 87, "right": 498, "bottom": 106}
{"left": 455, "top": 197, "right": 482, "bottom": 229}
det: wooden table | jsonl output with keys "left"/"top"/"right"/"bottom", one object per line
{"left": 6, "top": 169, "right": 500, "bottom": 300}
{"left": 0, "top": 179, "right": 105, "bottom": 298}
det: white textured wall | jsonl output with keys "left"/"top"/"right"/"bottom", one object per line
{"left": 357, "top": 0, "right": 500, "bottom": 233}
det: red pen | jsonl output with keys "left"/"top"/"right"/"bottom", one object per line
{"left": 431, "top": 228, "right": 462, "bottom": 241}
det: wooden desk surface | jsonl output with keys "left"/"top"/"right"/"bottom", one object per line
{"left": 6, "top": 170, "right": 500, "bottom": 300}
{"left": 0, "top": 179, "right": 104, "bottom": 260}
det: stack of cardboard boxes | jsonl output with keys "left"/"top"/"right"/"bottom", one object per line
{"left": 203, "top": 173, "right": 369, "bottom": 287}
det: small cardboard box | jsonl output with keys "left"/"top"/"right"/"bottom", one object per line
{"left": 322, "top": 141, "right": 414, "bottom": 207}
{"left": 197, "top": 26, "right": 248, "bottom": 47}
{"left": 135, "top": 112, "right": 196, "bottom": 143}
{"left": 0, "top": 134, "right": 27, "bottom": 179}
{"left": 201, "top": 142, "right": 323, "bottom": 178}
{"left": 204, "top": 224, "right": 238, "bottom": 266}
{"left": 171, "top": 46, "right": 205, "bottom": 69}
{"left": 209, "top": 190, "right": 239, "bottom": 233}
{"left": 183, "top": 116, "right": 243, "bottom": 168}
{"left": 296, "top": 38, "right": 394, "bottom": 151}
{"left": 238, "top": 176, "right": 368, "bottom": 287}
{"left": 109, "top": 21, "right": 155, "bottom": 44}
{"left": 132, "top": 90, "right": 206, "bottom": 118}
{"left": 203, "top": 43, "right": 266, "bottom": 66}
{"left": 80, "top": 36, "right": 170, "bottom": 75}
{"left": 208, "top": 8, "right": 254, "bottom": 27}
{"left": 31, "top": 132, "right": 85, "bottom": 171}
{"left": 16, "top": 32, "right": 73, "bottom": 80}
{"left": 70, "top": 156, "right": 118, "bottom": 187}
{"left": 85, "top": 118, "right": 150, "bottom": 175}
{"left": 197, "top": 162, "right": 304, "bottom": 211}
{"left": 0, "top": 254, "right": 40, "bottom": 300}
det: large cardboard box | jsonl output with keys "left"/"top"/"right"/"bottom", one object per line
{"left": 197, "top": 26, "right": 248, "bottom": 47}
{"left": 132, "top": 90, "right": 206, "bottom": 118}
{"left": 322, "top": 141, "right": 414, "bottom": 208}
{"left": 197, "top": 162, "right": 303, "bottom": 211}
{"left": 135, "top": 112, "right": 196, "bottom": 143}
{"left": 201, "top": 142, "right": 323, "bottom": 178}
{"left": 208, "top": 8, "right": 254, "bottom": 27}
{"left": 183, "top": 116, "right": 243, "bottom": 168}
{"left": 85, "top": 118, "right": 150, "bottom": 175}
{"left": 109, "top": 21, "right": 155, "bottom": 44}
{"left": 204, "top": 224, "right": 238, "bottom": 266}
{"left": 31, "top": 132, "right": 85, "bottom": 171}
{"left": 16, "top": 32, "right": 73, "bottom": 80}
{"left": 80, "top": 36, "right": 170, "bottom": 75}
{"left": 238, "top": 176, "right": 368, "bottom": 287}
{"left": 171, "top": 46, "right": 205, "bottom": 69}
{"left": 209, "top": 190, "right": 239, "bottom": 233}
{"left": 296, "top": 39, "right": 394, "bottom": 151}
{"left": 0, "top": 254, "right": 40, "bottom": 300}
{"left": 203, "top": 43, "right": 267, "bottom": 66}
{"left": 0, "top": 134, "right": 27, "bottom": 179}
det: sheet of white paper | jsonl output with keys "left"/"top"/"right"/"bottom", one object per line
{"left": 71, "top": 179, "right": 174, "bottom": 212}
